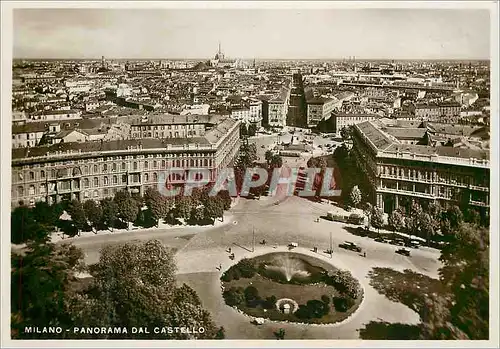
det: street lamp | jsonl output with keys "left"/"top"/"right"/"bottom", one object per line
{"left": 330, "top": 231, "right": 333, "bottom": 259}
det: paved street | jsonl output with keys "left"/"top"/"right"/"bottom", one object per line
{"left": 69, "top": 194, "right": 442, "bottom": 339}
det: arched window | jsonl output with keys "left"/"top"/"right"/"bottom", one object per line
{"left": 144, "top": 173, "right": 149, "bottom": 182}
{"left": 94, "top": 164, "right": 98, "bottom": 173}
{"left": 84, "top": 178, "right": 89, "bottom": 188}
{"left": 93, "top": 177, "right": 99, "bottom": 187}
{"left": 153, "top": 172, "right": 158, "bottom": 182}
{"left": 103, "top": 164, "right": 108, "bottom": 172}
{"left": 104, "top": 176, "right": 109, "bottom": 185}
{"left": 144, "top": 161, "right": 149, "bottom": 170}
{"left": 113, "top": 175, "right": 118, "bottom": 184}
{"left": 161, "top": 160, "right": 166, "bottom": 168}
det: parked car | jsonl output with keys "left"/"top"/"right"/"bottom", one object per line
{"left": 405, "top": 240, "right": 421, "bottom": 249}
{"left": 339, "top": 241, "right": 362, "bottom": 253}
{"left": 396, "top": 248, "right": 411, "bottom": 256}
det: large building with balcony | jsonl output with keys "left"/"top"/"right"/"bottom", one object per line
{"left": 351, "top": 120, "right": 489, "bottom": 216}
{"left": 11, "top": 118, "right": 240, "bottom": 208}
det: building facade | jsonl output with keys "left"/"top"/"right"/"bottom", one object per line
{"left": 11, "top": 118, "right": 241, "bottom": 208}
{"left": 332, "top": 113, "right": 379, "bottom": 134}
{"left": 306, "top": 98, "right": 339, "bottom": 127}
{"left": 351, "top": 121, "right": 489, "bottom": 216}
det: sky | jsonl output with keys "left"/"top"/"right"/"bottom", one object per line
{"left": 13, "top": 8, "right": 491, "bottom": 60}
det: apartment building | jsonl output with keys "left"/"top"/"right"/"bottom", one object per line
{"left": 351, "top": 121, "right": 489, "bottom": 215}
{"left": 331, "top": 113, "right": 379, "bottom": 134}
{"left": 306, "top": 97, "right": 340, "bottom": 127}
{"left": 11, "top": 118, "right": 240, "bottom": 207}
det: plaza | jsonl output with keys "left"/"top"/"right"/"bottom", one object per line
{"left": 66, "top": 193, "right": 441, "bottom": 339}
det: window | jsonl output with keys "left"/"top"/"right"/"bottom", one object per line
{"left": 112, "top": 163, "right": 117, "bottom": 171}
{"left": 103, "top": 164, "right": 108, "bottom": 172}
{"left": 104, "top": 176, "right": 109, "bottom": 185}
{"left": 122, "top": 175, "right": 127, "bottom": 184}
{"left": 122, "top": 162, "right": 126, "bottom": 170}
{"left": 144, "top": 161, "right": 149, "bottom": 170}
{"left": 94, "top": 164, "right": 98, "bottom": 173}
{"left": 144, "top": 173, "right": 149, "bottom": 182}
{"left": 84, "top": 178, "right": 89, "bottom": 188}
{"left": 153, "top": 172, "right": 158, "bottom": 182}
{"left": 113, "top": 175, "right": 118, "bottom": 184}
{"left": 40, "top": 183, "right": 46, "bottom": 194}
{"left": 93, "top": 177, "right": 99, "bottom": 187}
{"left": 94, "top": 190, "right": 99, "bottom": 198}
{"left": 40, "top": 170, "right": 45, "bottom": 179}
{"left": 204, "top": 159, "right": 208, "bottom": 167}
{"left": 133, "top": 162, "right": 138, "bottom": 170}
{"left": 153, "top": 160, "right": 157, "bottom": 168}
{"left": 18, "top": 186, "right": 24, "bottom": 197}
{"left": 29, "top": 171, "right": 35, "bottom": 180}
{"left": 161, "top": 160, "right": 166, "bottom": 168}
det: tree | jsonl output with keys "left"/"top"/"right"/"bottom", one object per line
{"left": 120, "top": 198, "right": 140, "bottom": 229}
{"left": 32, "top": 201, "right": 60, "bottom": 229}
{"left": 83, "top": 200, "right": 102, "bottom": 233}
{"left": 174, "top": 196, "right": 193, "bottom": 222}
{"left": 265, "top": 150, "right": 274, "bottom": 165}
{"left": 269, "top": 154, "right": 283, "bottom": 168}
{"left": 419, "top": 212, "right": 435, "bottom": 243}
{"left": 69, "top": 240, "right": 220, "bottom": 339}
{"left": 371, "top": 206, "right": 384, "bottom": 233}
{"left": 100, "top": 198, "right": 118, "bottom": 232}
{"left": 349, "top": 185, "right": 362, "bottom": 208}
{"left": 239, "top": 123, "right": 248, "bottom": 137}
{"left": 11, "top": 240, "right": 84, "bottom": 338}
{"left": 388, "top": 209, "right": 406, "bottom": 232}
{"left": 67, "top": 200, "right": 87, "bottom": 234}
{"left": 217, "top": 190, "right": 232, "bottom": 210}
{"left": 144, "top": 187, "right": 171, "bottom": 227}
{"left": 406, "top": 201, "right": 423, "bottom": 237}
{"left": 248, "top": 123, "right": 257, "bottom": 136}
{"left": 420, "top": 223, "right": 489, "bottom": 339}
{"left": 204, "top": 196, "right": 224, "bottom": 224}
{"left": 11, "top": 205, "right": 37, "bottom": 244}
{"left": 340, "top": 126, "right": 352, "bottom": 142}
{"left": 363, "top": 202, "right": 373, "bottom": 229}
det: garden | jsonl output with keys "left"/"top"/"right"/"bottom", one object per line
{"left": 221, "top": 252, "right": 363, "bottom": 324}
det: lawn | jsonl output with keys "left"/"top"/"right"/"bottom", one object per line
{"left": 222, "top": 252, "right": 364, "bottom": 324}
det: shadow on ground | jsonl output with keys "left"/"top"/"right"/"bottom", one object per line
{"left": 367, "top": 267, "right": 445, "bottom": 315}
{"left": 358, "top": 321, "right": 422, "bottom": 339}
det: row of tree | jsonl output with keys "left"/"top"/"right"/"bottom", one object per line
{"left": 12, "top": 186, "right": 233, "bottom": 244}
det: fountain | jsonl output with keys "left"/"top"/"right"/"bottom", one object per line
{"left": 265, "top": 254, "right": 311, "bottom": 281}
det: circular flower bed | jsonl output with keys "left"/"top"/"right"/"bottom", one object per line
{"left": 221, "top": 252, "right": 363, "bottom": 324}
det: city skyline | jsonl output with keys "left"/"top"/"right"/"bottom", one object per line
{"left": 13, "top": 8, "right": 491, "bottom": 60}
